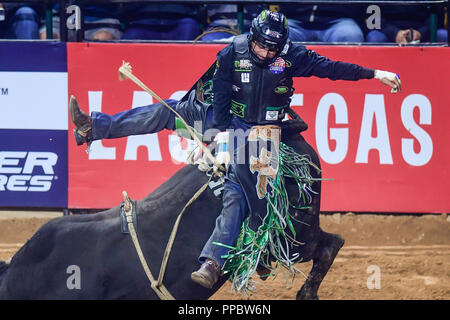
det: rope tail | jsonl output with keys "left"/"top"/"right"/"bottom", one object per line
{"left": 221, "top": 143, "right": 322, "bottom": 295}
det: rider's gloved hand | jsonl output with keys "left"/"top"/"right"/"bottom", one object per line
{"left": 214, "top": 131, "right": 231, "bottom": 167}
{"left": 375, "top": 70, "right": 402, "bottom": 93}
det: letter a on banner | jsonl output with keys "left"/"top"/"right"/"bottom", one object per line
{"left": 356, "top": 94, "right": 393, "bottom": 164}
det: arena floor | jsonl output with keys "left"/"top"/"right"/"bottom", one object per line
{"left": 0, "top": 211, "right": 449, "bottom": 300}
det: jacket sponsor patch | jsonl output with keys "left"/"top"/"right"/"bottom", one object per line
{"left": 269, "top": 57, "right": 285, "bottom": 74}
{"left": 265, "top": 110, "right": 279, "bottom": 121}
{"left": 241, "top": 73, "right": 250, "bottom": 83}
{"left": 274, "top": 86, "right": 289, "bottom": 94}
{"left": 234, "top": 59, "right": 253, "bottom": 71}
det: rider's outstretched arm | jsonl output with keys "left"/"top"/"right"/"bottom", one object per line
{"left": 291, "top": 46, "right": 401, "bottom": 93}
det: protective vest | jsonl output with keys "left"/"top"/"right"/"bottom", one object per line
{"left": 231, "top": 35, "right": 294, "bottom": 124}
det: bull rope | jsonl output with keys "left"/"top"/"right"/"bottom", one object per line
{"left": 118, "top": 62, "right": 224, "bottom": 300}
{"left": 122, "top": 174, "right": 217, "bottom": 300}
{"left": 122, "top": 191, "right": 174, "bottom": 300}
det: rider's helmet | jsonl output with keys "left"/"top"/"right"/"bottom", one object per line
{"left": 248, "top": 10, "right": 289, "bottom": 65}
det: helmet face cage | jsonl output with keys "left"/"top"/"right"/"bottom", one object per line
{"left": 249, "top": 10, "right": 289, "bottom": 53}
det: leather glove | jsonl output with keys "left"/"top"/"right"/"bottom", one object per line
{"left": 214, "top": 131, "right": 231, "bottom": 167}
{"left": 375, "top": 70, "right": 402, "bottom": 93}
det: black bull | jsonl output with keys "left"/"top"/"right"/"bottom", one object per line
{"left": 0, "top": 122, "right": 344, "bottom": 300}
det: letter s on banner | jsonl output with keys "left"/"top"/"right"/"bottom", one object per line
{"left": 401, "top": 94, "right": 433, "bottom": 166}
{"left": 315, "top": 93, "right": 348, "bottom": 164}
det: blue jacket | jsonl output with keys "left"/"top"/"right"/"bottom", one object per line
{"left": 212, "top": 37, "right": 375, "bottom": 131}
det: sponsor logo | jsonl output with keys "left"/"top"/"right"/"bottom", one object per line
{"left": 265, "top": 110, "right": 279, "bottom": 121}
{"left": 0, "top": 151, "right": 58, "bottom": 192}
{"left": 269, "top": 57, "right": 285, "bottom": 74}
{"left": 274, "top": 86, "right": 289, "bottom": 94}
{"left": 230, "top": 100, "right": 247, "bottom": 118}
{"left": 234, "top": 59, "right": 253, "bottom": 71}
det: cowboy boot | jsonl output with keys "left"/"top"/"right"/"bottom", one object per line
{"left": 191, "top": 259, "right": 221, "bottom": 289}
{"left": 69, "top": 95, "right": 93, "bottom": 146}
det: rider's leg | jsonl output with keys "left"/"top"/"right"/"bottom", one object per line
{"left": 91, "top": 100, "right": 179, "bottom": 139}
{"left": 191, "top": 166, "right": 248, "bottom": 289}
{"left": 70, "top": 90, "right": 216, "bottom": 146}
{"left": 69, "top": 95, "right": 179, "bottom": 146}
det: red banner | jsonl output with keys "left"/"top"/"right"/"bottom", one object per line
{"left": 68, "top": 43, "right": 450, "bottom": 213}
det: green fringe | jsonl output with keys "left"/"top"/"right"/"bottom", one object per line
{"left": 219, "top": 142, "right": 321, "bottom": 295}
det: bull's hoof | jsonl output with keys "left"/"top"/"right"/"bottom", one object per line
{"left": 255, "top": 264, "right": 272, "bottom": 281}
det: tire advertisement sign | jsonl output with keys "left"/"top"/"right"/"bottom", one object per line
{"left": 0, "top": 42, "right": 68, "bottom": 207}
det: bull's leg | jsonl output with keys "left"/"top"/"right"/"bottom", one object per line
{"left": 0, "top": 261, "right": 8, "bottom": 274}
{"left": 296, "top": 231, "right": 345, "bottom": 300}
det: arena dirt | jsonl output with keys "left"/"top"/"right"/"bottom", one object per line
{"left": 0, "top": 212, "right": 449, "bottom": 300}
